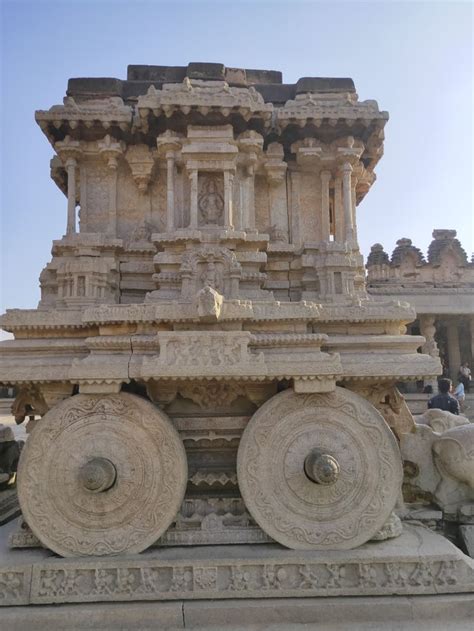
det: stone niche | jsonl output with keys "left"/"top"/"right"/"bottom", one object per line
{"left": 198, "top": 172, "right": 225, "bottom": 227}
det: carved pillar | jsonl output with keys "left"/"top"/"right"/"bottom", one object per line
{"left": 107, "top": 162, "right": 118, "bottom": 236}
{"left": 268, "top": 177, "right": 289, "bottom": 241}
{"left": 446, "top": 319, "right": 461, "bottom": 382}
{"left": 79, "top": 163, "right": 87, "bottom": 232}
{"left": 265, "top": 143, "right": 288, "bottom": 239}
{"left": 224, "top": 170, "right": 234, "bottom": 229}
{"left": 334, "top": 175, "right": 343, "bottom": 242}
{"left": 290, "top": 170, "right": 301, "bottom": 247}
{"left": 98, "top": 136, "right": 123, "bottom": 237}
{"left": 189, "top": 170, "right": 198, "bottom": 229}
{"left": 342, "top": 162, "right": 354, "bottom": 243}
{"left": 245, "top": 165, "right": 256, "bottom": 230}
{"left": 55, "top": 136, "right": 81, "bottom": 237}
{"left": 351, "top": 175, "right": 358, "bottom": 245}
{"left": 166, "top": 152, "right": 175, "bottom": 232}
{"left": 420, "top": 315, "right": 440, "bottom": 390}
{"left": 320, "top": 170, "right": 331, "bottom": 243}
{"left": 66, "top": 158, "right": 77, "bottom": 235}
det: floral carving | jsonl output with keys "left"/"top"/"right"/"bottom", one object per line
{"left": 17, "top": 393, "right": 187, "bottom": 557}
{"left": 170, "top": 567, "right": 192, "bottom": 592}
{"left": 237, "top": 388, "right": 402, "bottom": 550}
{"left": 179, "top": 381, "right": 243, "bottom": 409}
{"left": 193, "top": 567, "right": 217, "bottom": 591}
{"left": 230, "top": 567, "right": 251, "bottom": 591}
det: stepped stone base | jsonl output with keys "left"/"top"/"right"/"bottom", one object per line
{"left": 0, "top": 520, "right": 472, "bottom": 612}
{"left": 1, "top": 594, "right": 474, "bottom": 631}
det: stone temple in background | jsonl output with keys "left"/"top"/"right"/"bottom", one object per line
{"left": 366, "top": 230, "right": 474, "bottom": 391}
{"left": 0, "top": 62, "right": 472, "bottom": 624}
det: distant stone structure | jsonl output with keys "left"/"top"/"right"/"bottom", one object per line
{"left": 0, "top": 63, "right": 472, "bottom": 617}
{"left": 367, "top": 230, "right": 474, "bottom": 388}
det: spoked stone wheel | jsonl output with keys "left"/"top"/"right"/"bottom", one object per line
{"left": 17, "top": 392, "right": 187, "bottom": 557}
{"left": 237, "top": 387, "right": 402, "bottom": 550}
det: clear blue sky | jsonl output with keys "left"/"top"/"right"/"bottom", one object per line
{"left": 1, "top": 0, "right": 473, "bottom": 314}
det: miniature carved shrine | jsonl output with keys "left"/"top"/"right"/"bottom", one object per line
{"left": 0, "top": 63, "right": 472, "bottom": 609}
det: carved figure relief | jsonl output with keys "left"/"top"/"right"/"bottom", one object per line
{"left": 180, "top": 246, "right": 241, "bottom": 298}
{"left": 198, "top": 174, "right": 224, "bottom": 225}
{"left": 400, "top": 409, "right": 474, "bottom": 515}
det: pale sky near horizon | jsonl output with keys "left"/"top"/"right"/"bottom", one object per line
{"left": 1, "top": 0, "right": 473, "bottom": 318}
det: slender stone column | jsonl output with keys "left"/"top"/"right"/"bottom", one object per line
{"left": 166, "top": 152, "right": 175, "bottom": 232}
{"left": 420, "top": 315, "right": 440, "bottom": 390}
{"left": 320, "top": 170, "right": 331, "bottom": 243}
{"left": 268, "top": 177, "right": 289, "bottom": 240}
{"left": 79, "top": 164, "right": 87, "bottom": 232}
{"left": 342, "top": 162, "right": 353, "bottom": 243}
{"left": 446, "top": 319, "right": 461, "bottom": 382}
{"left": 66, "top": 158, "right": 77, "bottom": 235}
{"left": 334, "top": 176, "right": 343, "bottom": 242}
{"left": 189, "top": 170, "right": 198, "bottom": 228}
{"left": 351, "top": 176, "right": 358, "bottom": 245}
{"left": 98, "top": 136, "right": 123, "bottom": 237}
{"left": 245, "top": 165, "right": 256, "bottom": 230}
{"left": 224, "top": 170, "right": 234, "bottom": 229}
{"left": 107, "top": 160, "right": 118, "bottom": 236}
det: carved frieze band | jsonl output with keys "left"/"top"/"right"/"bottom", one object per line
{"left": 0, "top": 558, "right": 468, "bottom": 606}
{"left": 141, "top": 332, "right": 264, "bottom": 377}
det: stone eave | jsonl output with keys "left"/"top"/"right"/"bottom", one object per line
{"left": 35, "top": 97, "right": 133, "bottom": 147}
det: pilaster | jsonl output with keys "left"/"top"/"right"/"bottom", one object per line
{"left": 342, "top": 162, "right": 354, "bottom": 244}
{"left": 320, "top": 170, "right": 331, "bottom": 243}
{"left": 98, "top": 135, "right": 124, "bottom": 237}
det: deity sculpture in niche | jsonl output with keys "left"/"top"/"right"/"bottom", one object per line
{"left": 198, "top": 174, "right": 224, "bottom": 225}
{"left": 200, "top": 259, "right": 224, "bottom": 292}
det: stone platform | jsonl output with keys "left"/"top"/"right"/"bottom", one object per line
{"left": 1, "top": 594, "right": 474, "bottom": 630}
{"left": 1, "top": 521, "right": 473, "bottom": 629}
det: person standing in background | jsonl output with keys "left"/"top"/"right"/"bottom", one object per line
{"left": 454, "top": 380, "right": 466, "bottom": 412}
{"left": 428, "top": 378, "right": 460, "bottom": 415}
{"left": 459, "top": 362, "right": 471, "bottom": 393}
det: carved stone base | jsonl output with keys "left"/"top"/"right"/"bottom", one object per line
{"left": 0, "top": 523, "right": 472, "bottom": 606}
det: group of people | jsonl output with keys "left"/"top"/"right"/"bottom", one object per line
{"left": 427, "top": 362, "right": 471, "bottom": 415}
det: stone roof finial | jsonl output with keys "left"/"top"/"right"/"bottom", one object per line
{"left": 367, "top": 243, "right": 389, "bottom": 266}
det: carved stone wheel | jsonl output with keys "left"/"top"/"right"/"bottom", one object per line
{"left": 17, "top": 392, "right": 187, "bottom": 557}
{"left": 237, "top": 387, "right": 403, "bottom": 550}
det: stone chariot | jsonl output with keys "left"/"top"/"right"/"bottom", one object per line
{"left": 1, "top": 63, "right": 472, "bottom": 613}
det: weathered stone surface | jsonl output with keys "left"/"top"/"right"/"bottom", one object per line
{"left": 401, "top": 409, "right": 474, "bottom": 517}
{"left": 2, "top": 594, "right": 474, "bottom": 630}
{"left": 0, "top": 60, "right": 455, "bottom": 574}
{"left": 17, "top": 393, "right": 187, "bottom": 557}
{"left": 237, "top": 388, "right": 403, "bottom": 550}
{"left": 0, "top": 522, "right": 472, "bottom": 607}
